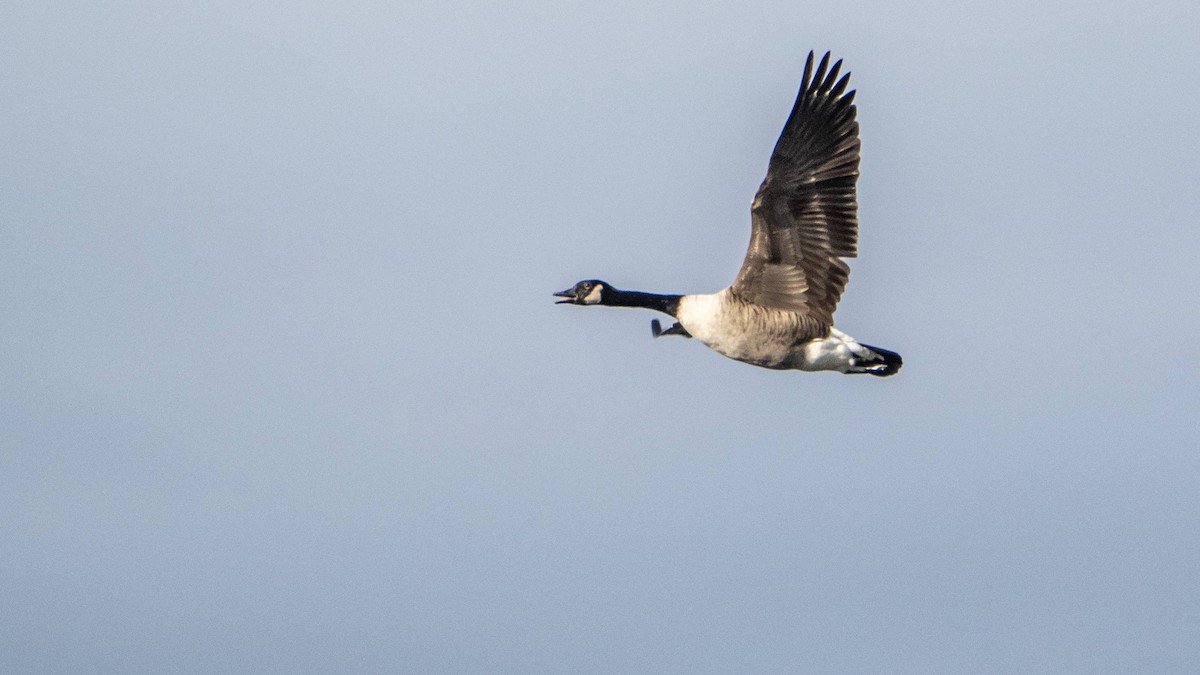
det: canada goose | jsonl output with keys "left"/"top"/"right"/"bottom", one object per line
{"left": 555, "top": 52, "right": 901, "bottom": 376}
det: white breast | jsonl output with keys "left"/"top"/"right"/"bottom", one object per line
{"left": 675, "top": 292, "right": 727, "bottom": 342}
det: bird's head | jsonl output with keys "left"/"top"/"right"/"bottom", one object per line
{"left": 554, "top": 279, "right": 609, "bottom": 305}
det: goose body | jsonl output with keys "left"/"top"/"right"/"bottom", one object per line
{"left": 556, "top": 52, "right": 902, "bottom": 377}
{"left": 676, "top": 290, "right": 833, "bottom": 371}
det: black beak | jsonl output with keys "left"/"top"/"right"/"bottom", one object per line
{"left": 553, "top": 289, "right": 575, "bottom": 304}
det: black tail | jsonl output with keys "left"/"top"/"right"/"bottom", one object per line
{"left": 853, "top": 344, "right": 903, "bottom": 377}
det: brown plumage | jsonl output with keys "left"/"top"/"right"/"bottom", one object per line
{"left": 733, "top": 51, "right": 860, "bottom": 327}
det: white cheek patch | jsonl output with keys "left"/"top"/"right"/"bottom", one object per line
{"left": 583, "top": 285, "right": 604, "bottom": 304}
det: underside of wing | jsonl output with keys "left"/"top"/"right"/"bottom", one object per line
{"left": 732, "top": 51, "right": 861, "bottom": 325}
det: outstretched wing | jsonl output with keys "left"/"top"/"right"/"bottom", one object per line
{"left": 731, "top": 51, "right": 860, "bottom": 325}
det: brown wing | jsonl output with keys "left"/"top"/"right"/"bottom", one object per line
{"left": 731, "top": 51, "right": 860, "bottom": 325}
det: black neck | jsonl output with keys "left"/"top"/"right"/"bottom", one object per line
{"left": 604, "top": 288, "right": 682, "bottom": 317}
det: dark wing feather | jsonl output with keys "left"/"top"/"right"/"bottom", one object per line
{"left": 731, "top": 51, "right": 861, "bottom": 325}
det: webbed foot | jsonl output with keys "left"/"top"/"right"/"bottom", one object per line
{"left": 651, "top": 319, "right": 692, "bottom": 339}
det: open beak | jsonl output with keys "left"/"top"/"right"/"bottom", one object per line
{"left": 553, "top": 289, "right": 575, "bottom": 304}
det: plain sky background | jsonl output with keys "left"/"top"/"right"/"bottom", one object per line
{"left": 3, "top": 1, "right": 1199, "bottom": 672}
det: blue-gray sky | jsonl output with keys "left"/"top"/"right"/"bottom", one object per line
{"left": 3, "top": 1, "right": 1199, "bottom": 673}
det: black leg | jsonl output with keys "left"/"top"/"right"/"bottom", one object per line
{"left": 651, "top": 320, "right": 691, "bottom": 339}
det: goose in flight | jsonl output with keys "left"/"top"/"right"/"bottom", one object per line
{"left": 555, "top": 52, "right": 901, "bottom": 376}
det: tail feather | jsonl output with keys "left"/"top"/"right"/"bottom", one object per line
{"left": 852, "top": 343, "right": 903, "bottom": 377}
